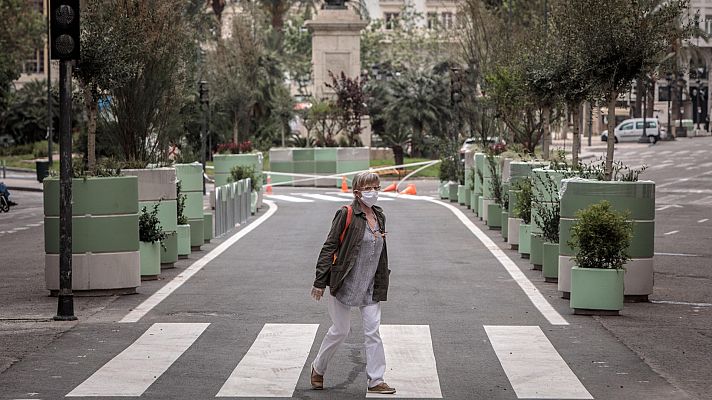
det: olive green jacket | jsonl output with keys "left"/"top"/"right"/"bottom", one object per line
{"left": 313, "top": 199, "right": 390, "bottom": 301}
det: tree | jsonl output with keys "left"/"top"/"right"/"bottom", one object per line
{"left": 326, "top": 71, "right": 368, "bottom": 147}
{"left": 555, "top": 0, "right": 695, "bottom": 179}
{"left": 0, "top": 0, "right": 44, "bottom": 105}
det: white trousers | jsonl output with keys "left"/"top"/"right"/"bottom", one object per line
{"left": 312, "top": 292, "right": 386, "bottom": 388}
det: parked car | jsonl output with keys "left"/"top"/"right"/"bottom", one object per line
{"left": 601, "top": 118, "right": 661, "bottom": 144}
{"left": 459, "top": 137, "right": 506, "bottom": 161}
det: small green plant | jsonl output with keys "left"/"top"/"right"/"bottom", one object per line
{"left": 139, "top": 203, "right": 167, "bottom": 245}
{"left": 578, "top": 157, "right": 648, "bottom": 181}
{"left": 176, "top": 182, "right": 188, "bottom": 225}
{"left": 228, "top": 165, "right": 262, "bottom": 192}
{"left": 437, "top": 137, "right": 464, "bottom": 184}
{"left": 487, "top": 155, "right": 503, "bottom": 206}
{"left": 502, "top": 189, "right": 509, "bottom": 211}
{"left": 568, "top": 200, "right": 632, "bottom": 270}
{"left": 533, "top": 173, "right": 560, "bottom": 243}
{"left": 467, "top": 166, "right": 476, "bottom": 190}
{"left": 513, "top": 177, "right": 533, "bottom": 224}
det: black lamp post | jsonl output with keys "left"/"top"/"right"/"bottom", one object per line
{"left": 199, "top": 80, "right": 209, "bottom": 195}
{"left": 666, "top": 73, "right": 672, "bottom": 140}
{"left": 678, "top": 73, "right": 685, "bottom": 132}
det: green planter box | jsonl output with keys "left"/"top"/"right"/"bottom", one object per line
{"left": 458, "top": 185, "right": 466, "bottom": 205}
{"left": 43, "top": 176, "right": 140, "bottom": 295}
{"left": 570, "top": 267, "right": 625, "bottom": 315}
{"left": 508, "top": 217, "right": 521, "bottom": 249}
{"left": 559, "top": 179, "right": 655, "bottom": 301}
{"left": 204, "top": 212, "right": 213, "bottom": 243}
{"left": 161, "top": 233, "right": 178, "bottom": 266}
{"left": 176, "top": 163, "right": 205, "bottom": 249}
{"left": 140, "top": 241, "right": 161, "bottom": 280}
{"left": 542, "top": 242, "right": 559, "bottom": 282}
{"left": 439, "top": 181, "right": 449, "bottom": 199}
{"left": 501, "top": 211, "right": 509, "bottom": 240}
{"left": 214, "top": 153, "right": 264, "bottom": 188}
{"left": 530, "top": 233, "right": 543, "bottom": 270}
{"left": 448, "top": 182, "right": 458, "bottom": 202}
{"left": 177, "top": 224, "right": 191, "bottom": 257}
{"left": 487, "top": 203, "right": 502, "bottom": 229}
{"left": 471, "top": 190, "right": 477, "bottom": 214}
{"left": 478, "top": 197, "right": 483, "bottom": 219}
{"left": 518, "top": 223, "right": 531, "bottom": 257}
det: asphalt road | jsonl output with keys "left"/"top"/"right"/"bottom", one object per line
{"left": 0, "top": 138, "right": 710, "bottom": 399}
{"left": 0, "top": 184, "right": 695, "bottom": 399}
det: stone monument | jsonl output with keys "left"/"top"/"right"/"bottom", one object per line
{"left": 306, "top": 2, "right": 371, "bottom": 145}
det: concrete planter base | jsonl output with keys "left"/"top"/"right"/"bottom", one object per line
{"left": 470, "top": 190, "right": 476, "bottom": 211}
{"left": 458, "top": 185, "right": 466, "bottom": 205}
{"left": 542, "top": 242, "right": 559, "bottom": 282}
{"left": 177, "top": 224, "right": 191, "bottom": 258}
{"left": 508, "top": 218, "right": 521, "bottom": 249}
{"left": 571, "top": 267, "right": 624, "bottom": 315}
{"left": 530, "top": 234, "right": 543, "bottom": 270}
{"left": 518, "top": 224, "right": 531, "bottom": 257}
{"left": 501, "top": 211, "right": 509, "bottom": 241}
{"left": 45, "top": 252, "right": 139, "bottom": 295}
{"left": 472, "top": 194, "right": 480, "bottom": 216}
{"left": 482, "top": 199, "right": 493, "bottom": 223}
{"left": 439, "top": 181, "right": 448, "bottom": 199}
{"left": 140, "top": 241, "right": 161, "bottom": 280}
{"left": 558, "top": 255, "right": 574, "bottom": 298}
{"left": 477, "top": 197, "right": 483, "bottom": 219}
{"left": 487, "top": 203, "right": 502, "bottom": 229}
{"left": 465, "top": 188, "right": 472, "bottom": 209}
{"left": 188, "top": 219, "right": 204, "bottom": 250}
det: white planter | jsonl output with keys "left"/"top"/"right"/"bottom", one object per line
{"left": 482, "top": 199, "right": 493, "bottom": 223}
{"left": 558, "top": 255, "right": 576, "bottom": 296}
{"left": 558, "top": 255, "right": 654, "bottom": 299}
{"left": 508, "top": 218, "right": 522, "bottom": 246}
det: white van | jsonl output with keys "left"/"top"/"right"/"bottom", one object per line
{"left": 601, "top": 118, "right": 661, "bottom": 143}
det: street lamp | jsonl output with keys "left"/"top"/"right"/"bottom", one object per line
{"left": 666, "top": 73, "right": 672, "bottom": 140}
{"left": 677, "top": 73, "right": 685, "bottom": 136}
{"left": 199, "top": 80, "right": 209, "bottom": 195}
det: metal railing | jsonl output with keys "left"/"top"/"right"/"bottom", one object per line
{"left": 214, "top": 178, "right": 252, "bottom": 238}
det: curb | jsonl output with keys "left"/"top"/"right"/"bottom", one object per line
{"left": 7, "top": 185, "right": 43, "bottom": 193}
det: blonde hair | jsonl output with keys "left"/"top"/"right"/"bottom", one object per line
{"left": 352, "top": 171, "right": 380, "bottom": 192}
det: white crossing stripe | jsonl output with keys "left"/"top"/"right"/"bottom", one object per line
{"left": 367, "top": 325, "right": 442, "bottom": 398}
{"left": 484, "top": 326, "right": 593, "bottom": 399}
{"left": 216, "top": 324, "right": 318, "bottom": 398}
{"left": 327, "top": 192, "right": 395, "bottom": 201}
{"left": 664, "top": 230, "right": 679, "bottom": 235}
{"left": 265, "top": 194, "right": 314, "bottom": 203}
{"left": 296, "top": 193, "right": 351, "bottom": 202}
{"left": 66, "top": 323, "right": 209, "bottom": 397}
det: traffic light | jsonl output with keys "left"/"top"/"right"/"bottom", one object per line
{"left": 50, "top": 0, "right": 80, "bottom": 61}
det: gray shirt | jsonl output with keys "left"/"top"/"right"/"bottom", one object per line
{"left": 335, "top": 220, "right": 384, "bottom": 307}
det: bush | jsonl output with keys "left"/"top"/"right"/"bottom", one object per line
{"left": 176, "top": 182, "right": 188, "bottom": 225}
{"left": 569, "top": 201, "right": 632, "bottom": 270}
{"left": 533, "top": 173, "right": 560, "bottom": 243}
{"left": 228, "top": 165, "right": 261, "bottom": 192}
{"left": 139, "top": 203, "right": 167, "bottom": 244}
{"left": 513, "top": 177, "right": 533, "bottom": 224}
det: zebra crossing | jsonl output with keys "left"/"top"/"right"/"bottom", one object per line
{"left": 265, "top": 192, "right": 406, "bottom": 204}
{"left": 64, "top": 322, "right": 592, "bottom": 399}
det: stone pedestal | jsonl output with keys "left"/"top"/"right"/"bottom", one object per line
{"left": 306, "top": 8, "right": 367, "bottom": 100}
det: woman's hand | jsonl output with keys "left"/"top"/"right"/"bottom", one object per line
{"left": 311, "top": 287, "right": 325, "bottom": 301}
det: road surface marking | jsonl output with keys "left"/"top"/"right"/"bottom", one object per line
{"left": 655, "top": 204, "right": 682, "bottom": 211}
{"left": 327, "top": 192, "right": 395, "bottom": 201}
{"left": 656, "top": 195, "right": 686, "bottom": 204}
{"left": 652, "top": 300, "right": 712, "bottom": 307}
{"left": 119, "top": 200, "right": 278, "bottom": 323}
{"left": 427, "top": 199, "right": 568, "bottom": 326}
{"left": 264, "top": 194, "right": 314, "bottom": 203}
{"left": 664, "top": 230, "right": 679, "bottom": 235}
{"left": 699, "top": 218, "right": 709, "bottom": 223}
{"left": 66, "top": 323, "right": 209, "bottom": 397}
{"left": 484, "top": 326, "right": 593, "bottom": 399}
{"left": 366, "top": 325, "right": 442, "bottom": 398}
{"left": 296, "top": 193, "right": 351, "bottom": 202}
{"left": 216, "top": 324, "right": 318, "bottom": 398}
{"left": 659, "top": 188, "right": 712, "bottom": 194}
{"left": 658, "top": 150, "right": 673, "bottom": 155}
{"left": 654, "top": 252, "right": 701, "bottom": 257}
{"left": 692, "top": 196, "right": 712, "bottom": 205}
{"left": 13, "top": 226, "right": 28, "bottom": 231}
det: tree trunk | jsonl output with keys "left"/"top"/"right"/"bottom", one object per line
{"left": 233, "top": 112, "right": 239, "bottom": 144}
{"left": 392, "top": 145, "right": 404, "bottom": 173}
{"left": 634, "top": 79, "right": 644, "bottom": 118}
{"left": 542, "top": 106, "right": 551, "bottom": 160}
{"left": 647, "top": 82, "right": 655, "bottom": 118}
{"left": 83, "top": 84, "right": 97, "bottom": 173}
{"left": 572, "top": 103, "right": 580, "bottom": 166}
{"left": 605, "top": 92, "right": 618, "bottom": 181}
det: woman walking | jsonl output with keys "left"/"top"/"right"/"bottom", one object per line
{"left": 309, "top": 171, "right": 395, "bottom": 395}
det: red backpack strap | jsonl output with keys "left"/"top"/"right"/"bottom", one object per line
{"left": 339, "top": 205, "right": 353, "bottom": 244}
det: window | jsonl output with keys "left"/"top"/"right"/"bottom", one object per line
{"left": 636, "top": 121, "right": 657, "bottom": 129}
{"left": 705, "top": 15, "right": 712, "bottom": 35}
{"left": 427, "top": 12, "right": 438, "bottom": 30}
{"left": 385, "top": 13, "right": 399, "bottom": 30}
{"left": 441, "top": 12, "right": 453, "bottom": 30}
{"left": 620, "top": 123, "right": 633, "bottom": 130}
{"left": 658, "top": 86, "right": 671, "bottom": 102}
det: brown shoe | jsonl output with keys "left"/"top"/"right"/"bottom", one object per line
{"left": 368, "top": 382, "right": 396, "bottom": 394}
{"left": 310, "top": 366, "right": 323, "bottom": 390}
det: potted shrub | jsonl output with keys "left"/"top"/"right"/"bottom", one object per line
{"left": 228, "top": 165, "right": 262, "bottom": 215}
{"left": 533, "top": 173, "right": 561, "bottom": 282}
{"left": 474, "top": 153, "right": 485, "bottom": 217}
{"left": 485, "top": 155, "right": 503, "bottom": 229}
{"left": 176, "top": 182, "right": 191, "bottom": 258}
{"left": 139, "top": 204, "right": 166, "bottom": 280}
{"left": 569, "top": 201, "right": 632, "bottom": 315}
{"left": 501, "top": 189, "right": 509, "bottom": 241}
{"left": 514, "top": 178, "right": 533, "bottom": 259}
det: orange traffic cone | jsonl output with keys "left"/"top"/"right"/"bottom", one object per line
{"left": 266, "top": 174, "right": 273, "bottom": 195}
{"left": 341, "top": 176, "right": 349, "bottom": 193}
{"left": 399, "top": 184, "right": 417, "bottom": 195}
{"left": 383, "top": 182, "right": 397, "bottom": 192}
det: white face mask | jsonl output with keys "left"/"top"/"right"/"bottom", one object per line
{"left": 360, "top": 190, "right": 379, "bottom": 207}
